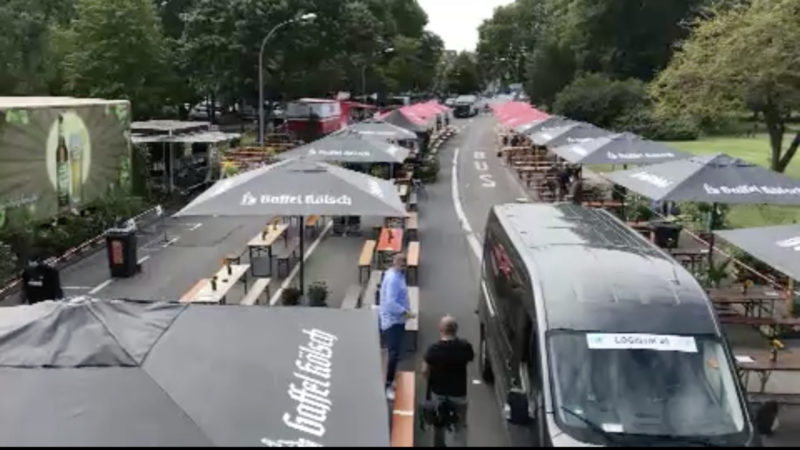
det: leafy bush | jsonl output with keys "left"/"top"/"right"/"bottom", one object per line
{"left": 615, "top": 107, "right": 700, "bottom": 141}
{"left": 553, "top": 74, "right": 648, "bottom": 129}
{"left": 0, "top": 241, "right": 18, "bottom": 282}
{"left": 307, "top": 281, "right": 329, "bottom": 307}
{"left": 418, "top": 156, "right": 440, "bottom": 183}
{"left": 281, "top": 287, "right": 303, "bottom": 306}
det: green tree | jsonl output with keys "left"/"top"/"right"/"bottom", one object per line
{"left": 446, "top": 52, "right": 481, "bottom": 95}
{"left": 476, "top": 0, "right": 543, "bottom": 86}
{"left": 60, "top": 0, "right": 172, "bottom": 118}
{"left": 0, "top": 0, "right": 75, "bottom": 95}
{"left": 653, "top": 0, "right": 800, "bottom": 172}
{"left": 553, "top": 73, "right": 647, "bottom": 128}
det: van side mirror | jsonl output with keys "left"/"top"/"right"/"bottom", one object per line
{"left": 504, "top": 390, "right": 531, "bottom": 425}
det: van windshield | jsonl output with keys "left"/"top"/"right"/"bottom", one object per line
{"left": 548, "top": 331, "right": 746, "bottom": 445}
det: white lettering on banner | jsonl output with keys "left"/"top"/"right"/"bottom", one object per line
{"left": 367, "top": 179, "right": 384, "bottom": 199}
{"left": 703, "top": 184, "right": 800, "bottom": 196}
{"left": 387, "top": 145, "right": 399, "bottom": 156}
{"left": 240, "top": 192, "right": 353, "bottom": 206}
{"left": 586, "top": 333, "right": 698, "bottom": 353}
{"left": 630, "top": 171, "right": 673, "bottom": 189}
{"left": 568, "top": 145, "right": 589, "bottom": 156}
{"left": 607, "top": 152, "right": 676, "bottom": 161}
{"left": 475, "top": 161, "right": 488, "bottom": 171}
{"left": 565, "top": 137, "right": 594, "bottom": 144}
{"left": 308, "top": 149, "right": 371, "bottom": 158}
{"left": 474, "top": 152, "right": 486, "bottom": 160}
{"left": 269, "top": 328, "right": 338, "bottom": 446}
{"left": 777, "top": 236, "right": 800, "bottom": 251}
{"left": 480, "top": 174, "right": 497, "bottom": 188}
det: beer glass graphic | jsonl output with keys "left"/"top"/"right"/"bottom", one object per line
{"left": 69, "top": 133, "right": 83, "bottom": 205}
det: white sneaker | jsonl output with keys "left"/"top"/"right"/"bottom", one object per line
{"left": 385, "top": 386, "right": 395, "bottom": 401}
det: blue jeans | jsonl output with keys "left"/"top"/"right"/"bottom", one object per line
{"left": 382, "top": 323, "right": 405, "bottom": 387}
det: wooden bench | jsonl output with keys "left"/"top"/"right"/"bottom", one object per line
{"left": 405, "top": 287, "right": 420, "bottom": 352}
{"left": 340, "top": 284, "right": 363, "bottom": 310}
{"left": 276, "top": 239, "right": 301, "bottom": 279}
{"left": 407, "top": 192, "right": 418, "bottom": 212}
{"left": 362, "top": 270, "right": 383, "bottom": 308}
{"left": 241, "top": 277, "right": 272, "bottom": 306}
{"left": 180, "top": 264, "right": 250, "bottom": 305}
{"left": 390, "top": 371, "right": 415, "bottom": 447}
{"left": 305, "top": 215, "right": 321, "bottom": 237}
{"left": 358, "top": 240, "right": 377, "bottom": 284}
{"left": 405, "top": 212, "right": 418, "bottom": 242}
{"left": 406, "top": 242, "right": 419, "bottom": 286}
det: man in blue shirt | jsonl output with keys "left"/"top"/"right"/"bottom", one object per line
{"left": 379, "top": 253, "right": 415, "bottom": 400}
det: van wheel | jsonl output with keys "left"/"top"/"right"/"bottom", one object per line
{"left": 480, "top": 329, "right": 494, "bottom": 383}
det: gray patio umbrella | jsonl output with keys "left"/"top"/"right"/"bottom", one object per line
{"left": 603, "top": 153, "right": 800, "bottom": 205}
{"left": 514, "top": 115, "right": 575, "bottom": 136}
{"left": 277, "top": 131, "right": 410, "bottom": 164}
{"left": 340, "top": 119, "right": 418, "bottom": 141}
{"left": 716, "top": 225, "right": 800, "bottom": 282}
{"left": 0, "top": 298, "right": 389, "bottom": 447}
{"left": 530, "top": 122, "right": 613, "bottom": 148}
{"left": 381, "top": 109, "right": 429, "bottom": 133}
{"left": 550, "top": 132, "right": 691, "bottom": 165}
{"left": 605, "top": 153, "right": 800, "bottom": 263}
{"left": 175, "top": 158, "right": 407, "bottom": 292}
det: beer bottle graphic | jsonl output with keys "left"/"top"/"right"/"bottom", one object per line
{"left": 56, "top": 115, "right": 71, "bottom": 208}
{"left": 69, "top": 133, "right": 83, "bottom": 205}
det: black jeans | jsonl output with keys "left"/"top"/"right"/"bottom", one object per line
{"left": 382, "top": 323, "right": 405, "bottom": 387}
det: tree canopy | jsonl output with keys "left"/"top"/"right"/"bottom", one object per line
{"left": 653, "top": 0, "right": 800, "bottom": 172}
{"left": 0, "top": 0, "right": 444, "bottom": 119}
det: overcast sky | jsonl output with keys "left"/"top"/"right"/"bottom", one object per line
{"left": 418, "top": 0, "right": 514, "bottom": 52}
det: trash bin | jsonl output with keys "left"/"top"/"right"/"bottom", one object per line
{"left": 649, "top": 221, "right": 683, "bottom": 249}
{"left": 105, "top": 224, "right": 138, "bottom": 278}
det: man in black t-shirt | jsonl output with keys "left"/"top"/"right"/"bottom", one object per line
{"left": 423, "top": 315, "right": 474, "bottom": 447}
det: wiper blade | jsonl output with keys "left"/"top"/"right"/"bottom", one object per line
{"left": 560, "top": 406, "right": 617, "bottom": 445}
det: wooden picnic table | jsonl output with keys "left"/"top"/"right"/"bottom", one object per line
{"left": 669, "top": 248, "right": 709, "bottom": 273}
{"left": 180, "top": 264, "right": 250, "bottom": 305}
{"left": 377, "top": 227, "right": 403, "bottom": 269}
{"left": 734, "top": 348, "right": 800, "bottom": 394}
{"left": 582, "top": 200, "right": 623, "bottom": 209}
{"left": 247, "top": 223, "right": 289, "bottom": 277}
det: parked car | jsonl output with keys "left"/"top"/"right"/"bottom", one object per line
{"left": 188, "top": 101, "right": 223, "bottom": 121}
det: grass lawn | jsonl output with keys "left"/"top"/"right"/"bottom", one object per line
{"left": 664, "top": 134, "right": 800, "bottom": 229}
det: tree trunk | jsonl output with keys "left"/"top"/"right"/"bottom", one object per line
{"left": 763, "top": 106, "right": 785, "bottom": 172}
{"left": 778, "top": 132, "right": 800, "bottom": 173}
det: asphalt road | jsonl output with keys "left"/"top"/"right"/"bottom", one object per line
{"left": 410, "top": 113, "right": 530, "bottom": 446}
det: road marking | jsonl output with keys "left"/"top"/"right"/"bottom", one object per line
{"left": 64, "top": 286, "right": 92, "bottom": 290}
{"left": 474, "top": 151, "right": 486, "bottom": 160}
{"left": 474, "top": 160, "right": 488, "bottom": 171}
{"left": 188, "top": 223, "right": 203, "bottom": 231}
{"left": 162, "top": 236, "right": 180, "bottom": 248}
{"left": 89, "top": 279, "right": 113, "bottom": 295}
{"left": 269, "top": 220, "right": 334, "bottom": 306}
{"left": 451, "top": 147, "right": 482, "bottom": 259}
{"left": 137, "top": 255, "right": 151, "bottom": 264}
{"left": 480, "top": 174, "right": 497, "bottom": 188}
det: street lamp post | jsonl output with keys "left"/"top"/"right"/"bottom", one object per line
{"left": 258, "top": 13, "right": 317, "bottom": 148}
{"left": 361, "top": 47, "right": 394, "bottom": 103}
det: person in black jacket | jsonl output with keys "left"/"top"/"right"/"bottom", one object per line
{"left": 422, "top": 315, "right": 474, "bottom": 447}
{"left": 21, "top": 253, "right": 64, "bottom": 305}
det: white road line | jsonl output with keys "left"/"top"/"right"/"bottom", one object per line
{"left": 451, "top": 147, "right": 482, "bottom": 259}
{"left": 137, "top": 255, "right": 151, "bottom": 264}
{"left": 89, "top": 279, "right": 113, "bottom": 295}
{"left": 162, "top": 236, "right": 180, "bottom": 248}
{"left": 269, "top": 220, "right": 334, "bottom": 306}
{"left": 189, "top": 223, "right": 203, "bottom": 231}
{"left": 64, "top": 286, "right": 92, "bottom": 290}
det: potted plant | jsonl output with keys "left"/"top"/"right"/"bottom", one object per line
{"left": 702, "top": 258, "right": 732, "bottom": 289}
{"left": 308, "top": 281, "right": 329, "bottom": 307}
{"left": 281, "top": 287, "right": 303, "bottom": 306}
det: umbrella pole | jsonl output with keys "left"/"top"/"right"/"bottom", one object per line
{"left": 299, "top": 215, "right": 305, "bottom": 296}
{"left": 707, "top": 202, "right": 717, "bottom": 267}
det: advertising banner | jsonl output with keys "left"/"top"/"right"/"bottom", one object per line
{"left": 0, "top": 101, "right": 131, "bottom": 224}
